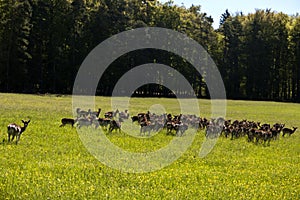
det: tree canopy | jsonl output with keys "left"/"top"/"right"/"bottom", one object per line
{"left": 0, "top": 0, "right": 299, "bottom": 101}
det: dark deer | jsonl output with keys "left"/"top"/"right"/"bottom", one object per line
{"left": 7, "top": 120, "right": 31, "bottom": 144}
{"left": 109, "top": 118, "right": 123, "bottom": 133}
{"left": 282, "top": 127, "right": 297, "bottom": 137}
{"left": 60, "top": 118, "right": 77, "bottom": 127}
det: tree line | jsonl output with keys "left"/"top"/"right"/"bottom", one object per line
{"left": 0, "top": 0, "right": 300, "bottom": 102}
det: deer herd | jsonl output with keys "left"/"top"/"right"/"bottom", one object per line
{"left": 59, "top": 107, "right": 297, "bottom": 146}
{"left": 4, "top": 107, "right": 297, "bottom": 145}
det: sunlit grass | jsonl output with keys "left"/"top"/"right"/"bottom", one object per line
{"left": 0, "top": 93, "right": 299, "bottom": 199}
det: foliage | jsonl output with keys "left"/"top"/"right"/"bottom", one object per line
{"left": 0, "top": 1, "right": 300, "bottom": 102}
{"left": 218, "top": 9, "right": 297, "bottom": 101}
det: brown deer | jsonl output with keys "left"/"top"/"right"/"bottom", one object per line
{"left": 7, "top": 120, "right": 31, "bottom": 144}
{"left": 282, "top": 127, "right": 297, "bottom": 137}
{"left": 90, "top": 108, "right": 101, "bottom": 118}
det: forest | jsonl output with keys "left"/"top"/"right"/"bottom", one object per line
{"left": 0, "top": 0, "right": 300, "bottom": 101}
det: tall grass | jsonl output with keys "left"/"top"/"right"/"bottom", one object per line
{"left": 0, "top": 93, "right": 299, "bottom": 199}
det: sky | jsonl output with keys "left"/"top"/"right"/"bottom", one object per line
{"left": 160, "top": 0, "right": 300, "bottom": 29}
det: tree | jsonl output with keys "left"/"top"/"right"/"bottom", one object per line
{"left": 0, "top": 0, "right": 33, "bottom": 92}
{"left": 289, "top": 15, "right": 300, "bottom": 101}
{"left": 218, "top": 11, "right": 244, "bottom": 99}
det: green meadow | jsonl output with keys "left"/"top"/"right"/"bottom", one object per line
{"left": 0, "top": 93, "right": 299, "bottom": 199}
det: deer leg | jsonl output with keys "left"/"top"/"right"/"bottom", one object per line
{"left": 109, "top": 126, "right": 113, "bottom": 133}
{"left": 263, "top": 137, "right": 267, "bottom": 146}
{"left": 16, "top": 135, "right": 20, "bottom": 144}
{"left": 179, "top": 129, "right": 183, "bottom": 137}
{"left": 176, "top": 129, "right": 180, "bottom": 137}
{"left": 247, "top": 134, "right": 252, "bottom": 142}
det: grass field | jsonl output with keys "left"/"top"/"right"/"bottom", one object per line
{"left": 0, "top": 93, "right": 299, "bottom": 199}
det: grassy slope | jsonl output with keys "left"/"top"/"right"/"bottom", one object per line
{"left": 0, "top": 93, "right": 299, "bottom": 199}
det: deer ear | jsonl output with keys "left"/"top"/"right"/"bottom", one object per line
{"left": 22, "top": 120, "right": 25, "bottom": 123}
{"left": 28, "top": 120, "right": 31, "bottom": 123}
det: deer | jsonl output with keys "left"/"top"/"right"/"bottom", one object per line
{"left": 60, "top": 118, "right": 77, "bottom": 127}
{"left": 119, "top": 110, "right": 129, "bottom": 120}
{"left": 97, "top": 118, "right": 111, "bottom": 130}
{"left": 108, "top": 118, "right": 123, "bottom": 133}
{"left": 90, "top": 108, "right": 101, "bottom": 118}
{"left": 105, "top": 109, "right": 119, "bottom": 119}
{"left": 282, "top": 127, "right": 297, "bottom": 137}
{"left": 140, "top": 120, "right": 154, "bottom": 136}
{"left": 76, "top": 108, "right": 89, "bottom": 118}
{"left": 76, "top": 117, "right": 93, "bottom": 129}
{"left": 7, "top": 120, "right": 31, "bottom": 144}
